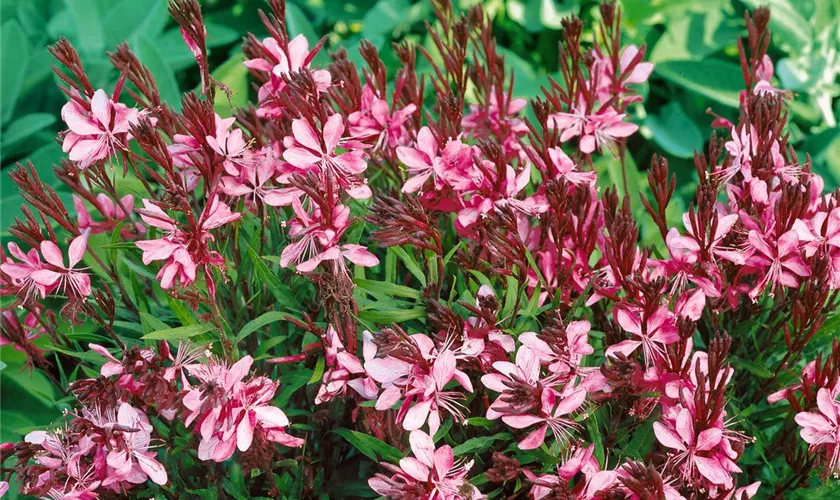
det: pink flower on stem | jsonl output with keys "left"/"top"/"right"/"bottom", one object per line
{"left": 244, "top": 34, "right": 331, "bottom": 117}
{"left": 1, "top": 242, "right": 48, "bottom": 300}
{"left": 280, "top": 200, "right": 378, "bottom": 273}
{"left": 368, "top": 430, "right": 481, "bottom": 500}
{"left": 682, "top": 212, "right": 744, "bottom": 265}
{"left": 546, "top": 147, "right": 596, "bottom": 186}
{"left": 656, "top": 228, "right": 721, "bottom": 297}
{"left": 315, "top": 327, "right": 377, "bottom": 404}
{"left": 482, "top": 345, "right": 543, "bottom": 419}
{"left": 794, "top": 388, "right": 840, "bottom": 475}
{"left": 402, "top": 350, "right": 469, "bottom": 436}
{"left": 61, "top": 89, "right": 143, "bottom": 169}
{"left": 206, "top": 115, "right": 254, "bottom": 176}
{"left": 135, "top": 196, "right": 241, "bottom": 291}
{"left": 283, "top": 114, "right": 370, "bottom": 199}
{"left": 744, "top": 229, "right": 810, "bottom": 301}
{"left": 398, "top": 127, "right": 445, "bottom": 194}
{"left": 74, "top": 194, "right": 142, "bottom": 238}
{"left": 605, "top": 306, "right": 679, "bottom": 366}
{"left": 580, "top": 107, "right": 638, "bottom": 154}
{"left": 105, "top": 403, "right": 167, "bottom": 486}
{"left": 504, "top": 386, "right": 587, "bottom": 450}
{"left": 654, "top": 408, "right": 734, "bottom": 487}
{"left": 349, "top": 85, "right": 417, "bottom": 149}
{"left": 30, "top": 235, "right": 92, "bottom": 299}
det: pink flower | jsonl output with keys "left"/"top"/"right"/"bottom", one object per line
{"left": 61, "top": 89, "right": 143, "bottom": 169}
{"left": 74, "top": 194, "right": 142, "bottom": 237}
{"left": 368, "top": 430, "right": 481, "bottom": 500}
{"left": 206, "top": 115, "right": 254, "bottom": 176}
{"left": 795, "top": 388, "right": 840, "bottom": 475}
{"left": 503, "top": 387, "right": 586, "bottom": 450}
{"left": 105, "top": 403, "right": 167, "bottom": 485}
{"left": 283, "top": 115, "right": 370, "bottom": 198}
{"left": 280, "top": 200, "right": 378, "bottom": 273}
{"left": 654, "top": 407, "right": 735, "bottom": 488}
{"left": 349, "top": 85, "right": 417, "bottom": 149}
{"left": 546, "top": 147, "right": 596, "bottom": 186}
{"left": 398, "top": 127, "right": 444, "bottom": 194}
{"left": 656, "top": 228, "right": 721, "bottom": 297}
{"left": 580, "top": 107, "right": 638, "bottom": 154}
{"left": 1, "top": 242, "right": 48, "bottom": 300}
{"left": 315, "top": 327, "right": 377, "bottom": 404}
{"left": 744, "top": 229, "right": 810, "bottom": 300}
{"left": 183, "top": 355, "right": 303, "bottom": 462}
{"left": 721, "top": 125, "right": 757, "bottom": 182}
{"left": 682, "top": 212, "right": 744, "bottom": 265}
{"left": 605, "top": 306, "right": 679, "bottom": 366}
{"left": 244, "top": 34, "right": 331, "bottom": 117}
{"left": 402, "top": 350, "right": 469, "bottom": 436}
{"left": 482, "top": 346, "right": 543, "bottom": 419}
{"left": 135, "top": 196, "right": 241, "bottom": 290}
{"left": 30, "top": 235, "right": 92, "bottom": 299}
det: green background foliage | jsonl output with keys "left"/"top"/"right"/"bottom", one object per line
{"left": 0, "top": 0, "right": 839, "bottom": 497}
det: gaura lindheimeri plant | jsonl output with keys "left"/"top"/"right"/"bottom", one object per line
{"left": 1, "top": 0, "right": 839, "bottom": 498}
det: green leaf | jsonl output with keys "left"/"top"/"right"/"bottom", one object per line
{"left": 332, "top": 428, "right": 402, "bottom": 462}
{"left": 1, "top": 20, "right": 29, "bottom": 122}
{"left": 137, "top": 36, "right": 181, "bottom": 112}
{"left": 142, "top": 323, "right": 213, "bottom": 341}
{"left": 64, "top": 0, "right": 104, "bottom": 55}
{"left": 139, "top": 312, "right": 169, "bottom": 334}
{"left": 452, "top": 433, "right": 512, "bottom": 456}
{"left": 648, "top": 11, "right": 740, "bottom": 63}
{"left": 355, "top": 279, "right": 422, "bottom": 300}
{"left": 103, "top": 0, "right": 168, "bottom": 47}
{"left": 358, "top": 308, "right": 425, "bottom": 324}
{"left": 390, "top": 246, "right": 426, "bottom": 286}
{"left": 246, "top": 245, "right": 302, "bottom": 311}
{"left": 211, "top": 53, "right": 249, "bottom": 117}
{"left": 731, "top": 358, "right": 774, "bottom": 379}
{"left": 624, "top": 418, "right": 655, "bottom": 460}
{"left": 286, "top": 3, "right": 319, "bottom": 43}
{"left": 645, "top": 101, "right": 704, "bottom": 158}
{"left": 236, "top": 311, "right": 289, "bottom": 343}
{"left": 361, "top": 0, "right": 410, "bottom": 38}
{"left": 1, "top": 113, "right": 53, "bottom": 148}
{"left": 656, "top": 59, "right": 744, "bottom": 108}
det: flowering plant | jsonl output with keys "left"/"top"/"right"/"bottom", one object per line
{"left": 1, "top": 1, "right": 839, "bottom": 498}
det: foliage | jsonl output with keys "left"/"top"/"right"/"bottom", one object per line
{"left": 0, "top": 0, "right": 839, "bottom": 499}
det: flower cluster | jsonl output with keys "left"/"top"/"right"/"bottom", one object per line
{"left": 1, "top": 1, "right": 838, "bottom": 499}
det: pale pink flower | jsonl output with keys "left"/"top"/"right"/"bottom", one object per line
{"left": 654, "top": 408, "right": 733, "bottom": 487}
{"left": 30, "top": 235, "right": 91, "bottom": 298}
{"left": 580, "top": 107, "right": 638, "bottom": 154}
{"left": 61, "top": 89, "right": 143, "bottom": 169}
{"left": 402, "top": 350, "right": 469, "bottom": 436}
{"left": 606, "top": 306, "right": 679, "bottom": 366}
{"left": 206, "top": 115, "right": 254, "bottom": 176}
{"left": 280, "top": 200, "right": 378, "bottom": 273}
{"left": 398, "top": 127, "right": 445, "bottom": 194}
{"left": 795, "top": 388, "right": 840, "bottom": 475}
{"left": 1, "top": 242, "right": 48, "bottom": 300}
{"left": 745, "top": 229, "right": 810, "bottom": 300}
{"left": 546, "top": 147, "right": 596, "bottom": 186}
{"left": 244, "top": 34, "right": 331, "bottom": 117}
{"left": 348, "top": 85, "right": 417, "bottom": 149}
{"left": 368, "top": 430, "right": 481, "bottom": 500}
{"left": 105, "top": 403, "right": 167, "bottom": 485}
{"left": 504, "top": 387, "right": 586, "bottom": 450}
{"left": 283, "top": 114, "right": 370, "bottom": 198}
